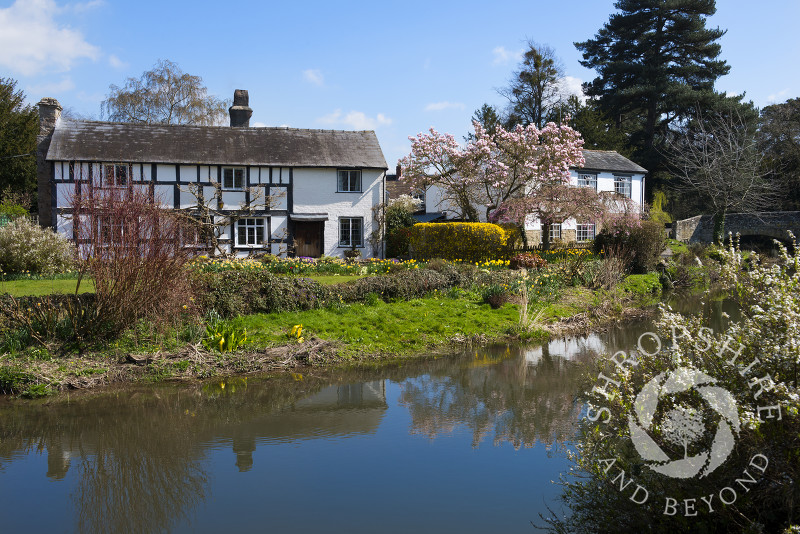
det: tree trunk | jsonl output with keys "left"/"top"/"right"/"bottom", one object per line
{"left": 541, "top": 222, "right": 551, "bottom": 251}
{"left": 712, "top": 209, "right": 726, "bottom": 245}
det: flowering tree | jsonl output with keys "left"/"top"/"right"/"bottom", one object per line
{"left": 401, "top": 120, "right": 628, "bottom": 249}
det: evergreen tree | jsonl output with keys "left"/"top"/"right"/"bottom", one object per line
{"left": 759, "top": 98, "right": 800, "bottom": 210}
{"left": 547, "top": 96, "right": 631, "bottom": 155}
{"left": 466, "top": 103, "right": 502, "bottom": 141}
{"left": 575, "top": 0, "right": 730, "bottom": 191}
{"left": 0, "top": 78, "right": 38, "bottom": 210}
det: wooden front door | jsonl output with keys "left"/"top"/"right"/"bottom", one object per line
{"left": 293, "top": 221, "right": 324, "bottom": 258}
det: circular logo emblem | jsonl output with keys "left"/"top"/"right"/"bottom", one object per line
{"left": 628, "top": 367, "right": 741, "bottom": 479}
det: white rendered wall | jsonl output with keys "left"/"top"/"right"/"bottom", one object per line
{"left": 292, "top": 167, "right": 384, "bottom": 258}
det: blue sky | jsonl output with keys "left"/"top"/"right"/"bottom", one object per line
{"left": 2, "top": 0, "right": 798, "bottom": 169}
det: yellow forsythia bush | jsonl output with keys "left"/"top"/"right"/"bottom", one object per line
{"left": 409, "top": 222, "right": 510, "bottom": 262}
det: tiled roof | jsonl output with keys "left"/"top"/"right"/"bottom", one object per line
{"left": 46, "top": 120, "right": 388, "bottom": 169}
{"left": 580, "top": 150, "right": 647, "bottom": 174}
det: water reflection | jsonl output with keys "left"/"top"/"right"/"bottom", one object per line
{"left": 400, "top": 345, "right": 582, "bottom": 449}
{"left": 0, "top": 322, "right": 655, "bottom": 533}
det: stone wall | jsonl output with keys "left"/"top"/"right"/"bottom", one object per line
{"left": 675, "top": 212, "right": 800, "bottom": 243}
{"left": 525, "top": 228, "right": 579, "bottom": 245}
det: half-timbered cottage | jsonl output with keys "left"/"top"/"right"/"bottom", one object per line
{"left": 36, "top": 91, "right": 388, "bottom": 258}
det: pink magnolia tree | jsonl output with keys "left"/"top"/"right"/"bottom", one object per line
{"left": 399, "top": 128, "right": 481, "bottom": 221}
{"left": 402, "top": 120, "right": 635, "bottom": 249}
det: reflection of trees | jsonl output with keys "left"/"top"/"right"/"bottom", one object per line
{"left": 0, "top": 320, "right": 661, "bottom": 530}
{"left": 399, "top": 344, "right": 584, "bottom": 448}
{"left": 74, "top": 435, "right": 207, "bottom": 534}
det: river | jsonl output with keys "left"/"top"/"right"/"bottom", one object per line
{"left": 0, "top": 301, "right": 735, "bottom": 533}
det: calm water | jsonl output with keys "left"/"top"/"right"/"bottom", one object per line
{"left": 0, "top": 308, "right": 732, "bottom": 534}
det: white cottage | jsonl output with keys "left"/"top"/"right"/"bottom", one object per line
{"left": 419, "top": 149, "right": 647, "bottom": 244}
{"left": 35, "top": 91, "right": 388, "bottom": 258}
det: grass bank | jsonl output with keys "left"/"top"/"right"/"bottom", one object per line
{"left": 0, "top": 278, "right": 94, "bottom": 297}
{"left": 0, "top": 276, "right": 659, "bottom": 398}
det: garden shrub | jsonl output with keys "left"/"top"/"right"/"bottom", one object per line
{"left": 75, "top": 188, "right": 196, "bottom": 339}
{"left": 0, "top": 201, "right": 28, "bottom": 219}
{"left": 0, "top": 293, "right": 109, "bottom": 352}
{"left": 386, "top": 227, "right": 413, "bottom": 258}
{"left": 332, "top": 269, "right": 453, "bottom": 303}
{"left": 191, "top": 270, "right": 328, "bottom": 317}
{"left": 409, "top": 222, "right": 510, "bottom": 262}
{"left": 593, "top": 219, "right": 666, "bottom": 274}
{"left": 0, "top": 217, "right": 75, "bottom": 275}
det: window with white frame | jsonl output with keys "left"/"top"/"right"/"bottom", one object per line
{"left": 338, "top": 170, "right": 362, "bottom": 192}
{"left": 339, "top": 217, "right": 363, "bottom": 247}
{"left": 576, "top": 222, "right": 596, "bottom": 242}
{"left": 412, "top": 189, "right": 426, "bottom": 212}
{"left": 577, "top": 173, "right": 597, "bottom": 190}
{"left": 614, "top": 175, "right": 632, "bottom": 197}
{"left": 236, "top": 218, "right": 265, "bottom": 246}
{"left": 223, "top": 167, "right": 245, "bottom": 190}
{"left": 102, "top": 164, "right": 128, "bottom": 187}
{"left": 549, "top": 223, "right": 562, "bottom": 242}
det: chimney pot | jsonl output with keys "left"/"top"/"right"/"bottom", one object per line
{"left": 229, "top": 89, "right": 253, "bottom": 127}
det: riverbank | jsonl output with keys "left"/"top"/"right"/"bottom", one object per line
{"left": 0, "top": 279, "right": 661, "bottom": 398}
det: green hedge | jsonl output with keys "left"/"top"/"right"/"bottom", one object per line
{"left": 409, "top": 222, "right": 510, "bottom": 262}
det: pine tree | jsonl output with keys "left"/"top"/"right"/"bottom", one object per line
{"left": 575, "top": 0, "right": 730, "bottom": 185}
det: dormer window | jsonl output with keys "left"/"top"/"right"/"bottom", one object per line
{"left": 338, "top": 170, "right": 362, "bottom": 192}
{"left": 223, "top": 167, "right": 245, "bottom": 190}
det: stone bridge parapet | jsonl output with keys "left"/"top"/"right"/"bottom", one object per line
{"left": 674, "top": 212, "right": 800, "bottom": 243}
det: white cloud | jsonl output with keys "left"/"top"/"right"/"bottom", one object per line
{"left": 425, "top": 101, "right": 465, "bottom": 112}
{"left": 492, "top": 46, "right": 522, "bottom": 66}
{"left": 0, "top": 0, "right": 100, "bottom": 76}
{"left": 252, "top": 121, "right": 267, "bottom": 127}
{"left": 70, "top": 0, "right": 105, "bottom": 13}
{"left": 317, "top": 109, "right": 392, "bottom": 130}
{"left": 767, "top": 89, "right": 790, "bottom": 104}
{"left": 108, "top": 54, "right": 127, "bottom": 69}
{"left": 558, "top": 76, "right": 586, "bottom": 103}
{"left": 303, "top": 69, "right": 324, "bottom": 86}
{"left": 27, "top": 76, "right": 75, "bottom": 95}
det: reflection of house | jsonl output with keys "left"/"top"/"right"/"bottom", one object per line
{"left": 36, "top": 91, "right": 388, "bottom": 258}
{"left": 524, "top": 334, "right": 608, "bottom": 365}
{"left": 420, "top": 150, "right": 646, "bottom": 243}
{"left": 229, "top": 380, "right": 387, "bottom": 471}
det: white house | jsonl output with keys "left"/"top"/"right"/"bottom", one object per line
{"left": 35, "top": 91, "right": 388, "bottom": 258}
{"left": 418, "top": 150, "right": 646, "bottom": 244}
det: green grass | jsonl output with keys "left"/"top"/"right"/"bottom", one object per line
{"left": 0, "top": 278, "right": 94, "bottom": 297}
{"left": 229, "top": 296, "right": 523, "bottom": 357}
{"left": 666, "top": 238, "right": 689, "bottom": 255}
{"left": 619, "top": 273, "right": 661, "bottom": 296}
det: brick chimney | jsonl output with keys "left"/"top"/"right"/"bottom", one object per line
{"left": 229, "top": 89, "right": 253, "bottom": 127}
{"left": 38, "top": 97, "right": 62, "bottom": 135}
{"left": 36, "top": 98, "right": 62, "bottom": 228}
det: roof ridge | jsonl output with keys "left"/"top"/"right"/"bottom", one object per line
{"left": 59, "top": 119, "right": 376, "bottom": 134}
